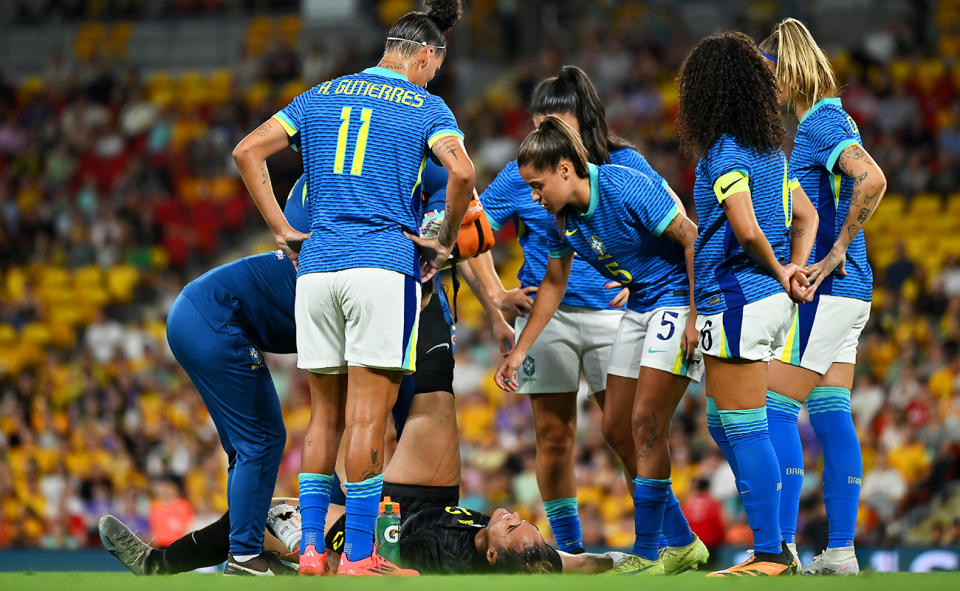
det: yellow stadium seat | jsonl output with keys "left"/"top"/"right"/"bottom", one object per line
{"left": 20, "top": 323, "right": 51, "bottom": 348}
{"left": 106, "top": 264, "right": 140, "bottom": 304}
{"left": 889, "top": 59, "right": 912, "bottom": 85}
{"left": 911, "top": 193, "right": 942, "bottom": 215}
{"left": 279, "top": 15, "right": 301, "bottom": 39}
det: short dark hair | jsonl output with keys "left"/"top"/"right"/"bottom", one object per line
{"left": 385, "top": 0, "right": 462, "bottom": 58}
{"left": 493, "top": 542, "right": 562, "bottom": 574}
{"left": 677, "top": 32, "right": 785, "bottom": 158}
{"left": 516, "top": 115, "right": 589, "bottom": 179}
{"left": 530, "top": 65, "right": 633, "bottom": 165}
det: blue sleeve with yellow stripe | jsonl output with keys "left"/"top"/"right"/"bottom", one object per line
{"left": 423, "top": 95, "right": 464, "bottom": 150}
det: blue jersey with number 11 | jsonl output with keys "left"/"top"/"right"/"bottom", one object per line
{"left": 273, "top": 67, "right": 463, "bottom": 280}
{"left": 546, "top": 164, "right": 688, "bottom": 313}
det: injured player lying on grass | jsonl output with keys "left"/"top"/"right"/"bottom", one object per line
{"left": 98, "top": 364, "right": 650, "bottom": 575}
{"left": 99, "top": 496, "right": 646, "bottom": 575}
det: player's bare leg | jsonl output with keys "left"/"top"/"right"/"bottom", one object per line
{"left": 383, "top": 390, "right": 460, "bottom": 487}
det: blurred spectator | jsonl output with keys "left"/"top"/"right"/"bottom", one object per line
{"left": 148, "top": 478, "right": 193, "bottom": 548}
{"left": 681, "top": 479, "right": 725, "bottom": 549}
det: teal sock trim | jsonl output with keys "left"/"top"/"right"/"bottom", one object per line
{"left": 345, "top": 474, "right": 384, "bottom": 496}
{"left": 706, "top": 397, "right": 723, "bottom": 428}
{"left": 719, "top": 407, "right": 768, "bottom": 437}
{"left": 807, "top": 387, "right": 851, "bottom": 415}
{"left": 633, "top": 477, "right": 672, "bottom": 489}
{"left": 767, "top": 390, "right": 803, "bottom": 409}
{"left": 544, "top": 497, "right": 578, "bottom": 517}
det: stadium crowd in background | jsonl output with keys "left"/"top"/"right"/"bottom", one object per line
{"left": 1, "top": 0, "right": 960, "bottom": 554}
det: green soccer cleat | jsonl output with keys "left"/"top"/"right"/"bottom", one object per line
{"left": 660, "top": 535, "right": 710, "bottom": 574}
{"left": 607, "top": 554, "right": 667, "bottom": 576}
{"left": 98, "top": 515, "right": 154, "bottom": 575}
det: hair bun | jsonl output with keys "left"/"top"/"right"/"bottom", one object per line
{"left": 425, "top": 0, "right": 462, "bottom": 32}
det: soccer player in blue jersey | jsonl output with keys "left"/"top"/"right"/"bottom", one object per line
{"left": 676, "top": 32, "right": 819, "bottom": 576}
{"left": 232, "top": 0, "right": 474, "bottom": 576}
{"left": 468, "top": 68, "right": 701, "bottom": 568}
{"left": 492, "top": 116, "right": 704, "bottom": 575}
{"left": 758, "top": 19, "right": 887, "bottom": 576}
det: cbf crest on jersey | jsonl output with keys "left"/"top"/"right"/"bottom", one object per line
{"left": 589, "top": 235, "right": 605, "bottom": 257}
{"left": 249, "top": 346, "right": 264, "bottom": 370}
{"left": 522, "top": 355, "right": 536, "bottom": 377}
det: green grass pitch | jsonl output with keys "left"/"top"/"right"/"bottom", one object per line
{"left": 2, "top": 572, "right": 960, "bottom": 590}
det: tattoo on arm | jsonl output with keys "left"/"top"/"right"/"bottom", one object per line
{"left": 857, "top": 207, "right": 870, "bottom": 224}
{"left": 662, "top": 215, "right": 694, "bottom": 245}
{"left": 434, "top": 136, "right": 460, "bottom": 161}
{"left": 260, "top": 162, "right": 268, "bottom": 185}
{"left": 255, "top": 120, "right": 273, "bottom": 138}
{"left": 791, "top": 226, "right": 805, "bottom": 238}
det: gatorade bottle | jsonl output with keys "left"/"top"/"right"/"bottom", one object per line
{"left": 375, "top": 497, "right": 402, "bottom": 564}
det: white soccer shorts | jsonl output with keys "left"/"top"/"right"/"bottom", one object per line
{"left": 774, "top": 294, "right": 871, "bottom": 374}
{"left": 514, "top": 305, "right": 623, "bottom": 395}
{"left": 607, "top": 306, "right": 704, "bottom": 383}
{"left": 696, "top": 292, "right": 795, "bottom": 362}
{"left": 295, "top": 268, "right": 420, "bottom": 374}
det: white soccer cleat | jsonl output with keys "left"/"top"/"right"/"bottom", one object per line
{"left": 98, "top": 514, "right": 153, "bottom": 575}
{"left": 802, "top": 546, "right": 859, "bottom": 575}
{"left": 266, "top": 503, "right": 302, "bottom": 553}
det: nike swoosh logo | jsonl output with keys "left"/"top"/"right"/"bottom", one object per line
{"left": 721, "top": 180, "right": 739, "bottom": 194}
{"left": 648, "top": 348, "right": 667, "bottom": 354}
{"left": 425, "top": 343, "right": 450, "bottom": 355}
{"left": 565, "top": 228, "right": 578, "bottom": 236}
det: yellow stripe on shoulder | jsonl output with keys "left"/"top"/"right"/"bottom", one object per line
{"left": 428, "top": 131, "right": 463, "bottom": 149}
{"left": 713, "top": 170, "right": 749, "bottom": 204}
{"left": 272, "top": 112, "right": 297, "bottom": 137}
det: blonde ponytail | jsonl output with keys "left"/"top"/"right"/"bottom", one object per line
{"left": 775, "top": 18, "right": 837, "bottom": 110}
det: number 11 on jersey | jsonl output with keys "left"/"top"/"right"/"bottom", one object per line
{"left": 334, "top": 106, "right": 372, "bottom": 176}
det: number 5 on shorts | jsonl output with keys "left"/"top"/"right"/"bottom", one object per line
{"left": 657, "top": 311, "right": 679, "bottom": 340}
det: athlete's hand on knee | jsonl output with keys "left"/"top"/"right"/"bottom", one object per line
{"left": 405, "top": 232, "right": 453, "bottom": 282}
{"left": 495, "top": 286, "right": 538, "bottom": 316}
{"left": 604, "top": 281, "right": 629, "bottom": 308}
{"left": 275, "top": 227, "right": 312, "bottom": 269}
{"left": 681, "top": 316, "right": 699, "bottom": 359}
{"left": 494, "top": 351, "right": 523, "bottom": 392}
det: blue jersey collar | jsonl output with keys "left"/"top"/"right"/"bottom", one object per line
{"left": 580, "top": 163, "right": 600, "bottom": 218}
{"left": 362, "top": 66, "right": 410, "bottom": 82}
{"left": 799, "top": 97, "right": 841, "bottom": 126}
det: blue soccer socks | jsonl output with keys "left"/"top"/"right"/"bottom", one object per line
{"left": 298, "top": 473, "right": 333, "bottom": 554}
{"left": 767, "top": 390, "right": 804, "bottom": 544}
{"left": 344, "top": 475, "right": 384, "bottom": 561}
{"left": 632, "top": 477, "right": 671, "bottom": 560}
{"left": 807, "top": 386, "right": 861, "bottom": 548}
{"left": 544, "top": 497, "right": 583, "bottom": 552}
{"left": 719, "top": 407, "right": 783, "bottom": 554}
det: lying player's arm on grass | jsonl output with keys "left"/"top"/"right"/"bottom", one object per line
{"left": 494, "top": 253, "right": 572, "bottom": 391}
{"left": 458, "top": 256, "right": 516, "bottom": 355}
{"left": 660, "top": 211, "right": 699, "bottom": 357}
{"left": 462, "top": 251, "right": 538, "bottom": 316}
{"left": 558, "top": 551, "right": 614, "bottom": 574}
{"left": 233, "top": 118, "right": 309, "bottom": 262}
{"left": 720, "top": 182, "right": 805, "bottom": 298}
{"left": 806, "top": 144, "right": 887, "bottom": 289}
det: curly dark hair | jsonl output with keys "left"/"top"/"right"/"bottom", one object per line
{"left": 676, "top": 32, "right": 784, "bottom": 159}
